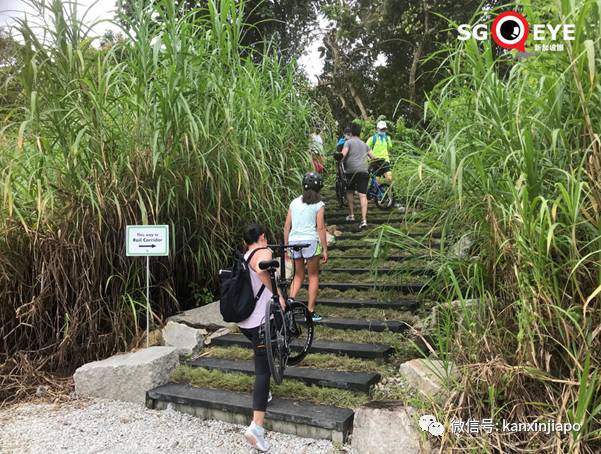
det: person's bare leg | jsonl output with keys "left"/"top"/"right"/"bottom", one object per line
{"left": 346, "top": 191, "right": 355, "bottom": 217}
{"left": 306, "top": 256, "right": 320, "bottom": 313}
{"left": 359, "top": 193, "right": 368, "bottom": 222}
{"left": 289, "top": 258, "right": 305, "bottom": 299}
{"left": 254, "top": 411, "right": 265, "bottom": 426}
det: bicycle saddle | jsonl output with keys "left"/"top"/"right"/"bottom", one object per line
{"left": 259, "top": 259, "right": 280, "bottom": 270}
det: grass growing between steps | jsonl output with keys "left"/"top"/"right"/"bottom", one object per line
{"left": 314, "top": 326, "right": 424, "bottom": 362}
{"left": 298, "top": 287, "right": 422, "bottom": 302}
{"left": 324, "top": 258, "right": 433, "bottom": 269}
{"left": 202, "top": 346, "right": 389, "bottom": 374}
{"left": 317, "top": 306, "right": 417, "bottom": 322}
{"left": 171, "top": 366, "right": 370, "bottom": 408}
{"left": 319, "top": 271, "right": 430, "bottom": 285}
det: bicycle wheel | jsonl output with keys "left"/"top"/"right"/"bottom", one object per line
{"left": 375, "top": 183, "right": 394, "bottom": 210}
{"left": 286, "top": 301, "right": 314, "bottom": 366}
{"left": 264, "top": 299, "right": 287, "bottom": 384}
{"left": 335, "top": 171, "right": 347, "bottom": 208}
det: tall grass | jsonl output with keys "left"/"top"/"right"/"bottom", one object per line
{"left": 0, "top": 0, "right": 317, "bottom": 403}
{"left": 378, "top": 0, "right": 601, "bottom": 452}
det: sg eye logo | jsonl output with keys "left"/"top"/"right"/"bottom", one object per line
{"left": 492, "top": 11, "right": 528, "bottom": 52}
{"left": 458, "top": 11, "right": 576, "bottom": 53}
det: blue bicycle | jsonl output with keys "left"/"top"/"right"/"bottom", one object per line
{"left": 367, "top": 171, "right": 394, "bottom": 210}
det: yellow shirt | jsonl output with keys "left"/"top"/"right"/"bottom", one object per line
{"left": 367, "top": 134, "right": 392, "bottom": 161}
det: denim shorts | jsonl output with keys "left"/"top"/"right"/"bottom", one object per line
{"left": 289, "top": 240, "right": 322, "bottom": 259}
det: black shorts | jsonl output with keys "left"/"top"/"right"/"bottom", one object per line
{"left": 369, "top": 159, "right": 391, "bottom": 177}
{"left": 345, "top": 172, "right": 369, "bottom": 194}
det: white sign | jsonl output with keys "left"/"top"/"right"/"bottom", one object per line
{"left": 126, "top": 225, "right": 169, "bottom": 256}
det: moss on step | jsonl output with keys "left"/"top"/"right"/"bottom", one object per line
{"left": 171, "top": 365, "right": 369, "bottom": 408}
{"left": 314, "top": 326, "right": 423, "bottom": 362}
{"left": 319, "top": 271, "right": 430, "bottom": 285}
{"left": 297, "top": 287, "right": 421, "bottom": 302}
{"left": 317, "top": 306, "right": 417, "bottom": 322}
{"left": 202, "top": 346, "right": 389, "bottom": 375}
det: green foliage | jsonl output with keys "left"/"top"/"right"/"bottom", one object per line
{"left": 318, "top": 0, "right": 483, "bottom": 126}
{"left": 378, "top": 0, "right": 601, "bottom": 451}
{"left": 0, "top": 0, "right": 317, "bottom": 398}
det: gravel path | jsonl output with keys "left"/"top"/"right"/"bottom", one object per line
{"left": 0, "top": 398, "right": 339, "bottom": 454}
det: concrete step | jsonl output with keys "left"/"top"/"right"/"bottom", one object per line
{"left": 322, "top": 267, "right": 435, "bottom": 276}
{"left": 188, "top": 357, "right": 380, "bottom": 393}
{"left": 211, "top": 334, "right": 394, "bottom": 360}
{"left": 302, "top": 282, "right": 425, "bottom": 292}
{"left": 327, "top": 217, "right": 405, "bottom": 226}
{"left": 335, "top": 231, "right": 441, "bottom": 240}
{"left": 308, "top": 317, "right": 410, "bottom": 333}
{"left": 146, "top": 383, "right": 354, "bottom": 442}
{"left": 327, "top": 254, "right": 431, "bottom": 261}
{"left": 298, "top": 297, "right": 419, "bottom": 311}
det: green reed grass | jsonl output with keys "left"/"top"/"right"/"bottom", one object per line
{"left": 377, "top": 1, "right": 601, "bottom": 452}
{"left": 0, "top": 0, "right": 320, "bottom": 403}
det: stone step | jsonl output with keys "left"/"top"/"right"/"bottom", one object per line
{"left": 298, "top": 297, "right": 419, "bottom": 311}
{"left": 302, "top": 282, "right": 425, "bottom": 292}
{"left": 211, "top": 334, "right": 394, "bottom": 359}
{"left": 322, "top": 268, "right": 435, "bottom": 276}
{"left": 335, "top": 231, "right": 441, "bottom": 240}
{"left": 308, "top": 317, "right": 410, "bottom": 333}
{"left": 188, "top": 357, "right": 380, "bottom": 393}
{"left": 327, "top": 217, "right": 404, "bottom": 226}
{"left": 328, "top": 255, "right": 431, "bottom": 261}
{"left": 331, "top": 243, "right": 439, "bottom": 253}
{"left": 146, "top": 383, "right": 354, "bottom": 442}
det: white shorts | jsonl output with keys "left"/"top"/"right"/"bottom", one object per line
{"left": 289, "top": 240, "right": 322, "bottom": 259}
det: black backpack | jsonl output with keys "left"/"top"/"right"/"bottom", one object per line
{"left": 219, "top": 249, "right": 266, "bottom": 323}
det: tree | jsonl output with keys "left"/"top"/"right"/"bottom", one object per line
{"left": 317, "top": 0, "right": 482, "bottom": 126}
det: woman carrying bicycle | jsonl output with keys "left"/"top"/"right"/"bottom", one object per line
{"left": 284, "top": 172, "right": 328, "bottom": 322}
{"left": 238, "top": 223, "right": 286, "bottom": 452}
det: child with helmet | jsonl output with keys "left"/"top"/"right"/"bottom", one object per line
{"left": 283, "top": 172, "right": 328, "bottom": 322}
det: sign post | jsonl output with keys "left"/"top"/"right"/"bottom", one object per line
{"left": 126, "top": 225, "right": 170, "bottom": 347}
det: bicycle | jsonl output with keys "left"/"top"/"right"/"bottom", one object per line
{"left": 367, "top": 167, "right": 394, "bottom": 210}
{"left": 334, "top": 152, "right": 347, "bottom": 208}
{"left": 255, "top": 243, "right": 315, "bottom": 384}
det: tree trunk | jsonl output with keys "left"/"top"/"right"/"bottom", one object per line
{"left": 408, "top": 41, "right": 423, "bottom": 110}
{"left": 408, "top": 0, "right": 430, "bottom": 119}
{"left": 324, "top": 31, "right": 368, "bottom": 120}
{"left": 348, "top": 83, "right": 369, "bottom": 120}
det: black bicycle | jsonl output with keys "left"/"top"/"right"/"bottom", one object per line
{"left": 256, "top": 243, "right": 314, "bottom": 384}
{"left": 334, "top": 152, "right": 347, "bottom": 208}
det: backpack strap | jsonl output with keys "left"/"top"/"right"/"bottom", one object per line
{"left": 246, "top": 248, "right": 267, "bottom": 300}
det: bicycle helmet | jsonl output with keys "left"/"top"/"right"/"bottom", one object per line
{"left": 377, "top": 120, "right": 388, "bottom": 130}
{"left": 303, "top": 172, "right": 323, "bottom": 191}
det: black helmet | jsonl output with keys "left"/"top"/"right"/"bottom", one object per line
{"left": 303, "top": 172, "right": 323, "bottom": 191}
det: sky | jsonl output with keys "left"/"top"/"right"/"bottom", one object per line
{"left": 0, "top": 0, "right": 325, "bottom": 83}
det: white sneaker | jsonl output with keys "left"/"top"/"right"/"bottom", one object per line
{"left": 244, "top": 421, "right": 269, "bottom": 452}
{"left": 346, "top": 214, "right": 355, "bottom": 221}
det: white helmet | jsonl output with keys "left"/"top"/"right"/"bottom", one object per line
{"left": 377, "top": 120, "right": 387, "bottom": 130}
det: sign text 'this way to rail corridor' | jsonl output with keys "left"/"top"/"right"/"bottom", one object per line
{"left": 126, "top": 225, "right": 169, "bottom": 256}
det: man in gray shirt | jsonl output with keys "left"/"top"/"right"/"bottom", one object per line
{"left": 341, "top": 123, "right": 376, "bottom": 229}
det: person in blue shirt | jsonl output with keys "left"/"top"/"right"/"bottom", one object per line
{"left": 283, "top": 172, "right": 328, "bottom": 322}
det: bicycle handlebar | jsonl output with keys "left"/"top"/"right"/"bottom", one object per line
{"left": 266, "top": 243, "right": 310, "bottom": 252}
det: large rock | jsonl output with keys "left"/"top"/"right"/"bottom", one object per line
{"left": 162, "top": 321, "right": 205, "bottom": 355}
{"left": 352, "top": 401, "right": 431, "bottom": 453}
{"left": 74, "top": 347, "right": 179, "bottom": 404}
{"left": 167, "top": 301, "right": 234, "bottom": 330}
{"left": 399, "top": 359, "right": 457, "bottom": 397}
{"left": 427, "top": 299, "right": 480, "bottom": 329}
{"left": 450, "top": 234, "right": 473, "bottom": 257}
